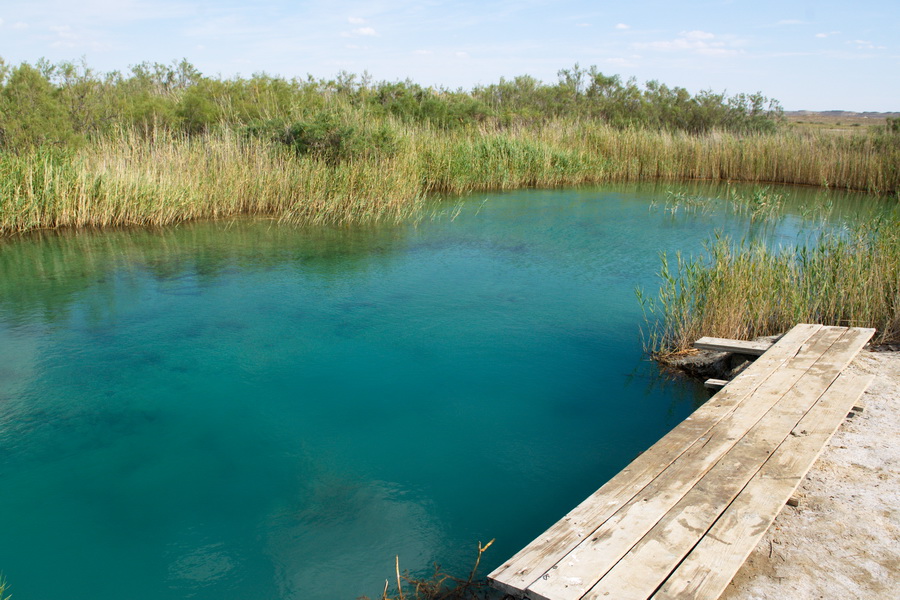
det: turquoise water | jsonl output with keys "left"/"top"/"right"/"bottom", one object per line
{"left": 0, "top": 183, "right": 886, "bottom": 599}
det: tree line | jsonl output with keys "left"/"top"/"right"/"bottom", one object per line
{"left": 0, "top": 57, "right": 786, "bottom": 151}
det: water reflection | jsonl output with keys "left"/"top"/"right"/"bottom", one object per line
{"left": 0, "top": 220, "right": 415, "bottom": 323}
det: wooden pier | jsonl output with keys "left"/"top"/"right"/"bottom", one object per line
{"left": 488, "top": 324, "right": 875, "bottom": 600}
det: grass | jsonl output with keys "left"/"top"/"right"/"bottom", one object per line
{"left": 640, "top": 215, "right": 900, "bottom": 357}
{"left": 0, "top": 118, "right": 898, "bottom": 237}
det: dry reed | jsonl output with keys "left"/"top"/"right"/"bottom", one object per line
{"left": 1, "top": 121, "right": 896, "bottom": 237}
{"left": 640, "top": 216, "right": 900, "bottom": 355}
{"left": 360, "top": 540, "right": 496, "bottom": 600}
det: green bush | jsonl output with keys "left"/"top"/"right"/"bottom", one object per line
{"left": 277, "top": 112, "right": 399, "bottom": 164}
{"left": 0, "top": 63, "right": 77, "bottom": 149}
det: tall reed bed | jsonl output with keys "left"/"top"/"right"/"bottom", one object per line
{"left": 550, "top": 121, "right": 900, "bottom": 193}
{"left": 0, "top": 129, "right": 427, "bottom": 235}
{"left": 412, "top": 130, "right": 608, "bottom": 194}
{"left": 641, "top": 217, "right": 900, "bottom": 355}
{"left": 0, "top": 120, "right": 897, "bottom": 236}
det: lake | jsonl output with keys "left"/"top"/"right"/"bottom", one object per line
{"left": 0, "top": 182, "right": 885, "bottom": 599}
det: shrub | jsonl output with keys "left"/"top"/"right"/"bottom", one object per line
{"left": 278, "top": 112, "right": 399, "bottom": 164}
{"left": 0, "top": 63, "right": 77, "bottom": 149}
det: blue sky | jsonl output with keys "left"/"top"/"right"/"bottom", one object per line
{"left": 0, "top": 0, "right": 897, "bottom": 111}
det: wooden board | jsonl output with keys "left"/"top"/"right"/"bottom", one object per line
{"left": 704, "top": 378, "right": 728, "bottom": 389}
{"left": 578, "top": 331, "right": 875, "bottom": 600}
{"left": 652, "top": 372, "right": 874, "bottom": 600}
{"left": 486, "top": 324, "right": 823, "bottom": 596}
{"left": 525, "top": 326, "right": 863, "bottom": 600}
{"left": 693, "top": 337, "right": 774, "bottom": 355}
{"left": 488, "top": 324, "right": 875, "bottom": 600}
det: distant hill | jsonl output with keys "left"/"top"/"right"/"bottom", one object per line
{"left": 786, "top": 110, "right": 900, "bottom": 119}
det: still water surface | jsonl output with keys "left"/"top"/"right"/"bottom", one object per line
{"left": 0, "top": 183, "right": 885, "bottom": 599}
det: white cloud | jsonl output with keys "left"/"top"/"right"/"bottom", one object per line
{"left": 455, "top": 51, "right": 469, "bottom": 58}
{"left": 635, "top": 30, "right": 741, "bottom": 57}
{"left": 576, "top": 23, "right": 591, "bottom": 28}
{"left": 50, "top": 24, "right": 77, "bottom": 46}
{"left": 603, "top": 57, "right": 637, "bottom": 68}
{"left": 13, "top": 21, "right": 28, "bottom": 30}
{"left": 0, "top": 18, "right": 4, "bottom": 27}
{"left": 24, "top": 0, "right": 194, "bottom": 26}
{"left": 184, "top": 15, "right": 265, "bottom": 40}
{"left": 341, "top": 26, "right": 377, "bottom": 38}
{"left": 414, "top": 49, "right": 433, "bottom": 55}
{"left": 816, "top": 31, "right": 840, "bottom": 38}
{"left": 776, "top": 19, "right": 804, "bottom": 26}
{"left": 615, "top": 23, "right": 629, "bottom": 30}
{"left": 683, "top": 30, "right": 715, "bottom": 40}
{"left": 849, "top": 39, "right": 886, "bottom": 50}
{"left": 348, "top": 17, "right": 365, "bottom": 25}
{"left": 48, "top": 23, "right": 111, "bottom": 51}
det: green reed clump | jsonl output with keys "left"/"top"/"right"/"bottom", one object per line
{"left": 728, "top": 186, "right": 785, "bottom": 221}
{"left": 655, "top": 191, "right": 718, "bottom": 215}
{"left": 653, "top": 186, "right": 805, "bottom": 224}
{"left": 414, "top": 131, "right": 605, "bottom": 195}
{"left": 640, "top": 217, "right": 900, "bottom": 356}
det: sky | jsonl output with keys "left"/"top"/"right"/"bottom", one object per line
{"left": 0, "top": 0, "right": 897, "bottom": 111}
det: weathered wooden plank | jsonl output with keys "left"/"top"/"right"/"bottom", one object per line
{"left": 704, "top": 378, "right": 728, "bottom": 389}
{"left": 579, "top": 328, "right": 875, "bottom": 600}
{"left": 524, "top": 326, "right": 852, "bottom": 600}
{"left": 652, "top": 372, "right": 874, "bottom": 600}
{"left": 487, "top": 324, "right": 823, "bottom": 596}
{"left": 693, "top": 337, "right": 773, "bottom": 355}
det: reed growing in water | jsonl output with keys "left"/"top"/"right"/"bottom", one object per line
{"left": 362, "top": 541, "right": 497, "bottom": 600}
{"left": 640, "top": 215, "right": 900, "bottom": 355}
{"left": 1, "top": 120, "right": 897, "bottom": 236}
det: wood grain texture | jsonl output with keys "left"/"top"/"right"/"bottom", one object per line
{"left": 652, "top": 372, "right": 874, "bottom": 600}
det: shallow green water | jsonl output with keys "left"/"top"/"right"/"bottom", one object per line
{"left": 0, "top": 182, "right": 887, "bottom": 599}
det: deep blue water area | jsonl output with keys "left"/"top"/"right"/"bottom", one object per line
{"left": 0, "top": 182, "right": 887, "bottom": 599}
